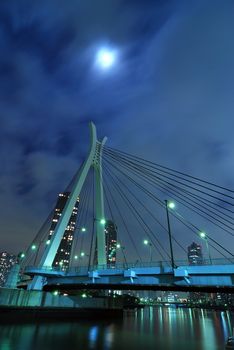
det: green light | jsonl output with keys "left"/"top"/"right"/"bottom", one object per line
{"left": 20, "top": 253, "right": 25, "bottom": 258}
{"left": 80, "top": 252, "right": 85, "bottom": 257}
{"left": 81, "top": 293, "right": 87, "bottom": 298}
{"left": 31, "top": 244, "right": 36, "bottom": 250}
{"left": 200, "top": 232, "right": 206, "bottom": 239}
{"left": 81, "top": 227, "right": 86, "bottom": 232}
{"left": 168, "top": 201, "right": 175, "bottom": 209}
{"left": 74, "top": 255, "right": 78, "bottom": 260}
{"left": 46, "top": 240, "right": 50, "bottom": 245}
{"left": 100, "top": 219, "right": 106, "bottom": 225}
{"left": 143, "top": 239, "right": 149, "bottom": 245}
{"left": 59, "top": 261, "right": 63, "bottom": 266}
{"left": 53, "top": 291, "right": 59, "bottom": 296}
{"left": 116, "top": 243, "right": 121, "bottom": 249}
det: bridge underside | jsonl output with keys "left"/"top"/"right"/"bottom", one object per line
{"left": 25, "top": 264, "right": 234, "bottom": 293}
{"left": 43, "top": 283, "right": 234, "bottom": 294}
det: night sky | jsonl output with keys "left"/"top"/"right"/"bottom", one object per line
{"left": 1, "top": 0, "right": 234, "bottom": 255}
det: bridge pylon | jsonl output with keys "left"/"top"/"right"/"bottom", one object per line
{"left": 29, "top": 122, "right": 107, "bottom": 290}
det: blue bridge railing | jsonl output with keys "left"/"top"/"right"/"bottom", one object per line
{"left": 24, "top": 257, "right": 234, "bottom": 276}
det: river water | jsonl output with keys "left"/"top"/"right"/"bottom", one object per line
{"left": 0, "top": 307, "right": 233, "bottom": 350}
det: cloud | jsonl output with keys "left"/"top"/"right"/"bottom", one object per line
{"left": 111, "top": 0, "right": 234, "bottom": 183}
{"left": 0, "top": 0, "right": 233, "bottom": 257}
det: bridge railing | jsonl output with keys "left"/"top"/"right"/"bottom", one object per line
{"left": 24, "top": 257, "right": 234, "bottom": 276}
{"left": 82, "top": 258, "right": 234, "bottom": 272}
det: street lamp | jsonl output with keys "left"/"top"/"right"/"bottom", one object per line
{"left": 116, "top": 243, "right": 128, "bottom": 267}
{"left": 74, "top": 252, "right": 89, "bottom": 263}
{"left": 143, "top": 239, "right": 152, "bottom": 263}
{"left": 31, "top": 244, "right": 38, "bottom": 265}
{"left": 199, "top": 231, "right": 212, "bottom": 264}
{"left": 165, "top": 200, "right": 176, "bottom": 269}
{"left": 168, "top": 201, "right": 175, "bottom": 209}
{"left": 32, "top": 241, "right": 45, "bottom": 264}
{"left": 19, "top": 252, "right": 25, "bottom": 259}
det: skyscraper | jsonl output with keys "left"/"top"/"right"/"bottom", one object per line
{"left": 48, "top": 192, "right": 79, "bottom": 270}
{"left": 93, "top": 219, "right": 117, "bottom": 267}
{"left": 105, "top": 220, "right": 117, "bottom": 267}
{"left": 187, "top": 242, "right": 203, "bottom": 265}
{"left": 187, "top": 242, "right": 205, "bottom": 303}
{"left": 0, "top": 252, "right": 17, "bottom": 286}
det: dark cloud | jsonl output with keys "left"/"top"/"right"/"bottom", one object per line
{"left": 0, "top": 0, "right": 233, "bottom": 257}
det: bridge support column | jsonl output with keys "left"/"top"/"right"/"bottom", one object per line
{"left": 29, "top": 122, "right": 107, "bottom": 290}
{"left": 93, "top": 138, "right": 107, "bottom": 267}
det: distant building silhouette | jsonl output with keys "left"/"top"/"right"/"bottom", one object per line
{"left": 0, "top": 252, "right": 17, "bottom": 286}
{"left": 48, "top": 192, "right": 79, "bottom": 270}
{"left": 105, "top": 220, "right": 117, "bottom": 267}
{"left": 187, "top": 242, "right": 203, "bottom": 265}
{"left": 93, "top": 219, "right": 117, "bottom": 267}
{"left": 187, "top": 242, "right": 205, "bottom": 303}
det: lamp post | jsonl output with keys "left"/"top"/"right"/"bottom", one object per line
{"left": 74, "top": 252, "right": 89, "bottom": 273}
{"left": 31, "top": 243, "right": 39, "bottom": 265}
{"left": 143, "top": 239, "right": 152, "bottom": 263}
{"left": 199, "top": 232, "right": 212, "bottom": 265}
{"left": 116, "top": 243, "right": 128, "bottom": 267}
{"left": 165, "top": 200, "right": 176, "bottom": 269}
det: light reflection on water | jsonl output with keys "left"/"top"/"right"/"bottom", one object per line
{"left": 0, "top": 307, "right": 233, "bottom": 350}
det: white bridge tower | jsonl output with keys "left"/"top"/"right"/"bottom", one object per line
{"left": 30, "top": 122, "right": 107, "bottom": 290}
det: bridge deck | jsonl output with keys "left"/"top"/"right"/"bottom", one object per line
{"left": 24, "top": 261, "right": 234, "bottom": 291}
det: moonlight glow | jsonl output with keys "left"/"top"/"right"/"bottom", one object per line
{"left": 95, "top": 48, "right": 116, "bottom": 69}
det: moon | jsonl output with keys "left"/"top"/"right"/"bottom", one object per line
{"left": 95, "top": 48, "right": 117, "bottom": 70}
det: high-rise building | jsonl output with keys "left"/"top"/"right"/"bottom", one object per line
{"left": 0, "top": 252, "right": 17, "bottom": 286}
{"left": 93, "top": 219, "right": 117, "bottom": 267}
{"left": 105, "top": 220, "right": 117, "bottom": 267}
{"left": 187, "top": 242, "right": 205, "bottom": 303}
{"left": 48, "top": 192, "right": 79, "bottom": 270}
{"left": 187, "top": 242, "right": 203, "bottom": 265}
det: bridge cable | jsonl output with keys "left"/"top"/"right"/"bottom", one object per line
{"left": 102, "top": 178, "right": 129, "bottom": 265}
{"left": 104, "top": 146, "right": 234, "bottom": 195}
{"left": 103, "top": 154, "right": 234, "bottom": 259}
{"left": 103, "top": 148, "right": 234, "bottom": 207}
{"left": 103, "top": 157, "right": 187, "bottom": 255}
{"left": 172, "top": 209, "right": 234, "bottom": 258}
{"left": 103, "top": 151, "right": 234, "bottom": 236}
{"left": 103, "top": 162, "right": 170, "bottom": 262}
{"left": 69, "top": 171, "right": 91, "bottom": 266}
{"left": 102, "top": 165, "right": 143, "bottom": 262}
{"left": 77, "top": 171, "right": 93, "bottom": 263}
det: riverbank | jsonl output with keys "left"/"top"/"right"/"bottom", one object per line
{"left": 0, "top": 287, "right": 125, "bottom": 321}
{"left": 140, "top": 302, "right": 234, "bottom": 311}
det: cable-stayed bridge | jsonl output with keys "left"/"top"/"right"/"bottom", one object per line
{"left": 19, "top": 123, "right": 234, "bottom": 293}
